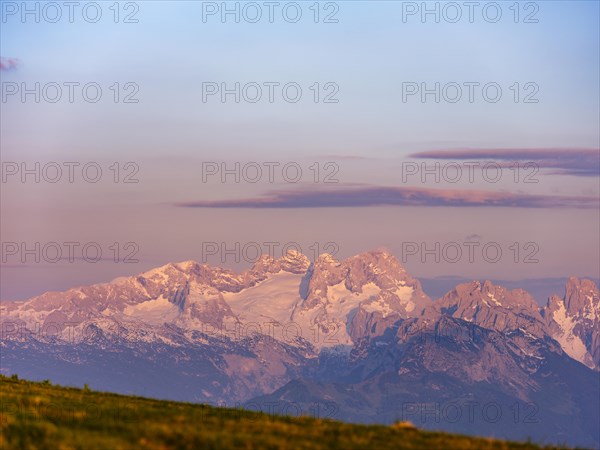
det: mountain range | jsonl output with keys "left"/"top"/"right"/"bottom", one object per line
{"left": 1, "top": 250, "right": 598, "bottom": 447}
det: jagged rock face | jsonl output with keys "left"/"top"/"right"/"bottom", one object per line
{"left": 424, "top": 280, "right": 546, "bottom": 339}
{"left": 303, "top": 251, "right": 429, "bottom": 309}
{"left": 300, "top": 253, "right": 347, "bottom": 310}
{"left": 242, "top": 250, "right": 311, "bottom": 286}
{"left": 402, "top": 318, "right": 539, "bottom": 398}
{"left": 289, "top": 250, "right": 432, "bottom": 348}
{"left": 543, "top": 277, "right": 599, "bottom": 370}
{"left": 390, "top": 314, "right": 563, "bottom": 397}
{"left": 417, "top": 278, "right": 599, "bottom": 371}
{"left": 277, "top": 249, "right": 312, "bottom": 274}
{"left": 173, "top": 282, "right": 236, "bottom": 328}
{"left": 346, "top": 301, "right": 402, "bottom": 343}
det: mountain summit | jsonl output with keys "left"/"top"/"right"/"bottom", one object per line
{"left": 543, "top": 277, "right": 599, "bottom": 369}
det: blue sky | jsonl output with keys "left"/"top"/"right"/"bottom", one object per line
{"left": 2, "top": 1, "right": 599, "bottom": 157}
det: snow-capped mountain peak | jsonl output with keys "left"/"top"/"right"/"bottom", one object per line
{"left": 544, "top": 277, "right": 599, "bottom": 370}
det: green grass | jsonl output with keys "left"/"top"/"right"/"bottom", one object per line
{"left": 0, "top": 375, "right": 566, "bottom": 450}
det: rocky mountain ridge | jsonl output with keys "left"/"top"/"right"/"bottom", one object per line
{"left": 2, "top": 250, "right": 596, "bottom": 367}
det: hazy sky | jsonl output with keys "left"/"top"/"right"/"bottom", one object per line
{"left": 1, "top": 1, "right": 599, "bottom": 300}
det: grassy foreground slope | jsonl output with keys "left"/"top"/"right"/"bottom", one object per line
{"left": 0, "top": 376, "right": 561, "bottom": 450}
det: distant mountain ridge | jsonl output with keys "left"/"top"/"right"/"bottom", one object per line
{"left": 1, "top": 249, "right": 598, "bottom": 447}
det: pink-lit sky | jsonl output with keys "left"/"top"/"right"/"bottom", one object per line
{"left": 1, "top": 2, "right": 599, "bottom": 300}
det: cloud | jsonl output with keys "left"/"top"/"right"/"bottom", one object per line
{"left": 409, "top": 148, "right": 600, "bottom": 177}
{"left": 319, "top": 154, "right": 375, "bottom": 161}
{"left": 0, "top": 57, "right": 19, "bottom": 71}
{"left": 175, "top": 185, "right": 599, "bottom": 209}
